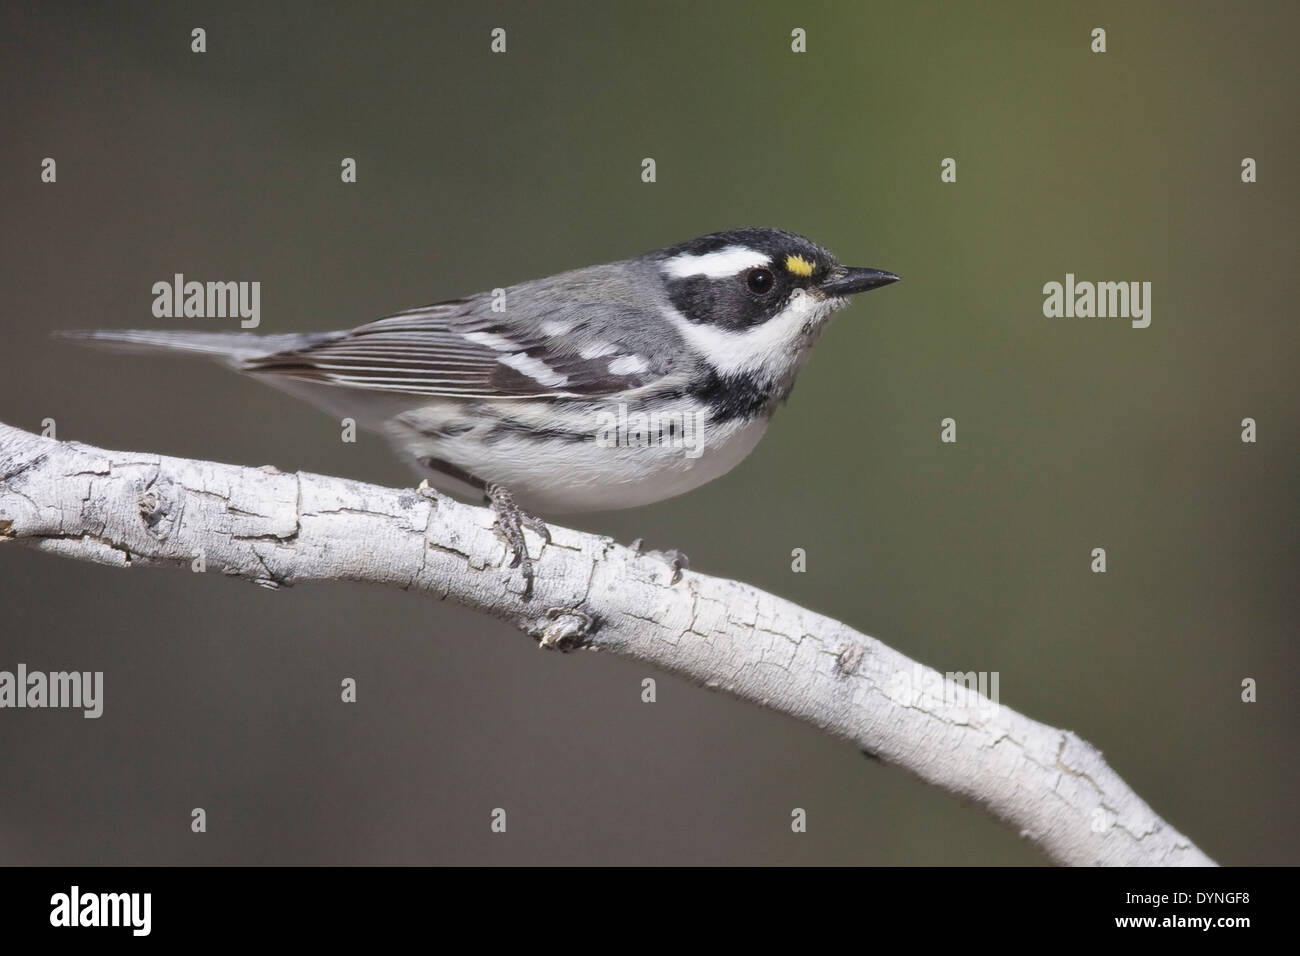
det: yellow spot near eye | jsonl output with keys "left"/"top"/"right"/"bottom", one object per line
{"left": 784, "top": 254, "right": 815, "bottom": 277}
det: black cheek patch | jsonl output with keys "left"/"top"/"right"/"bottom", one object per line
{"left": 667, "top": 276, "right": 784, "bottom": 331}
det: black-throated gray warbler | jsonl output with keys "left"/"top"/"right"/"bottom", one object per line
{"left": 62, "top": 227, "right": 898, "bottom": 593}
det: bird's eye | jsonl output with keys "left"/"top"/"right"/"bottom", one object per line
{"left": 745, "top": 268, "right": 774, "bottom": 295}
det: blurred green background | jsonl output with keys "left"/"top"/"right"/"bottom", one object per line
{"left": 1, "top": 1, "right": 1296, "bottom": 865}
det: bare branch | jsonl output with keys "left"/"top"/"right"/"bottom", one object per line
{"left": 0, "top": 422, "right": 1215, "bottom": 866}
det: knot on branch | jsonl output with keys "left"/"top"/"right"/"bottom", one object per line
{"left": 531, "top": 607, "right": 598, "bottom": 651}
{"left": 138, "top": 474, "right": 180, "bottom": 539}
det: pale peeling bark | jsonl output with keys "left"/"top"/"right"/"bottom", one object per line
{"left": 0, "top": 421, "right": 1215, "bottom": 866}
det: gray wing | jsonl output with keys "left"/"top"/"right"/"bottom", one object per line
{"left": 242, "top": 298, "right": 677, "bottom": 399}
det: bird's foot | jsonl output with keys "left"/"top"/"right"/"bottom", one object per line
{"left": 486, "top": 483, "right": 550, "bottom": 598}
{"left": 629, "top": 538, "right": 689, "bottom": 585}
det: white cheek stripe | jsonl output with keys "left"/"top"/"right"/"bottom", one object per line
{"left": 661, "top": 245, "right": 770, "bottom": 279}
{"left": 664, "top": 291, "right": 832, "bottom": 377}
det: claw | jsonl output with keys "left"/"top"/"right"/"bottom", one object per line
{"left": 630, "top": 538, "right": 688, "bottom": 585}
{"left": 521, "top": 512, "right": 551, "bottom": 545}
{"left": 486, "top": 483, "right": 547, "bottom": 599}
{"left": 662, "top": 548, "right": 689, "bottom": 585}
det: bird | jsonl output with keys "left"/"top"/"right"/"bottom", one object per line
{"left": 60, "top": 227, "right": 899, "bottom": 594}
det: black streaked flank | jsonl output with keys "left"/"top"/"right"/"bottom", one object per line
{"left": 686, "top": 369, "right": 779, "bottom": 422}
{"left": 481, "top": 418, "right": 593, "bottom": 445}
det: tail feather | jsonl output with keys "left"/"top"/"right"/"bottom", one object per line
{"left": 55, "top": 329, "right": 334, "bottom": 366}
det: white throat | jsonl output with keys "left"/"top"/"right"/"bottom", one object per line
{"left": 665, "top": 289, "right": 842, "bottom": 382}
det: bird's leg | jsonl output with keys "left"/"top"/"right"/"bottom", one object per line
{"left": 485, "top": 482, "right": 549, "bottom": 598}
{"left": 417, "top": 460, "right": 549, "bottom": 596}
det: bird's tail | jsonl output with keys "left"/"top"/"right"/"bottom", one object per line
{"left": 54, "top": 329, "right": 334, "bottom": 366}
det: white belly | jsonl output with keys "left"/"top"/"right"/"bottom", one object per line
{"left": 384, "top": 400, "right": 771, "bottom": 514}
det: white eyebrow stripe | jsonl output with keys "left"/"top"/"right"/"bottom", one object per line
{"left": 661, "top": 245, "right": 770, "bottom": 279}
{"left": 499, "top": 352, "right": 569, "bottom": 387}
